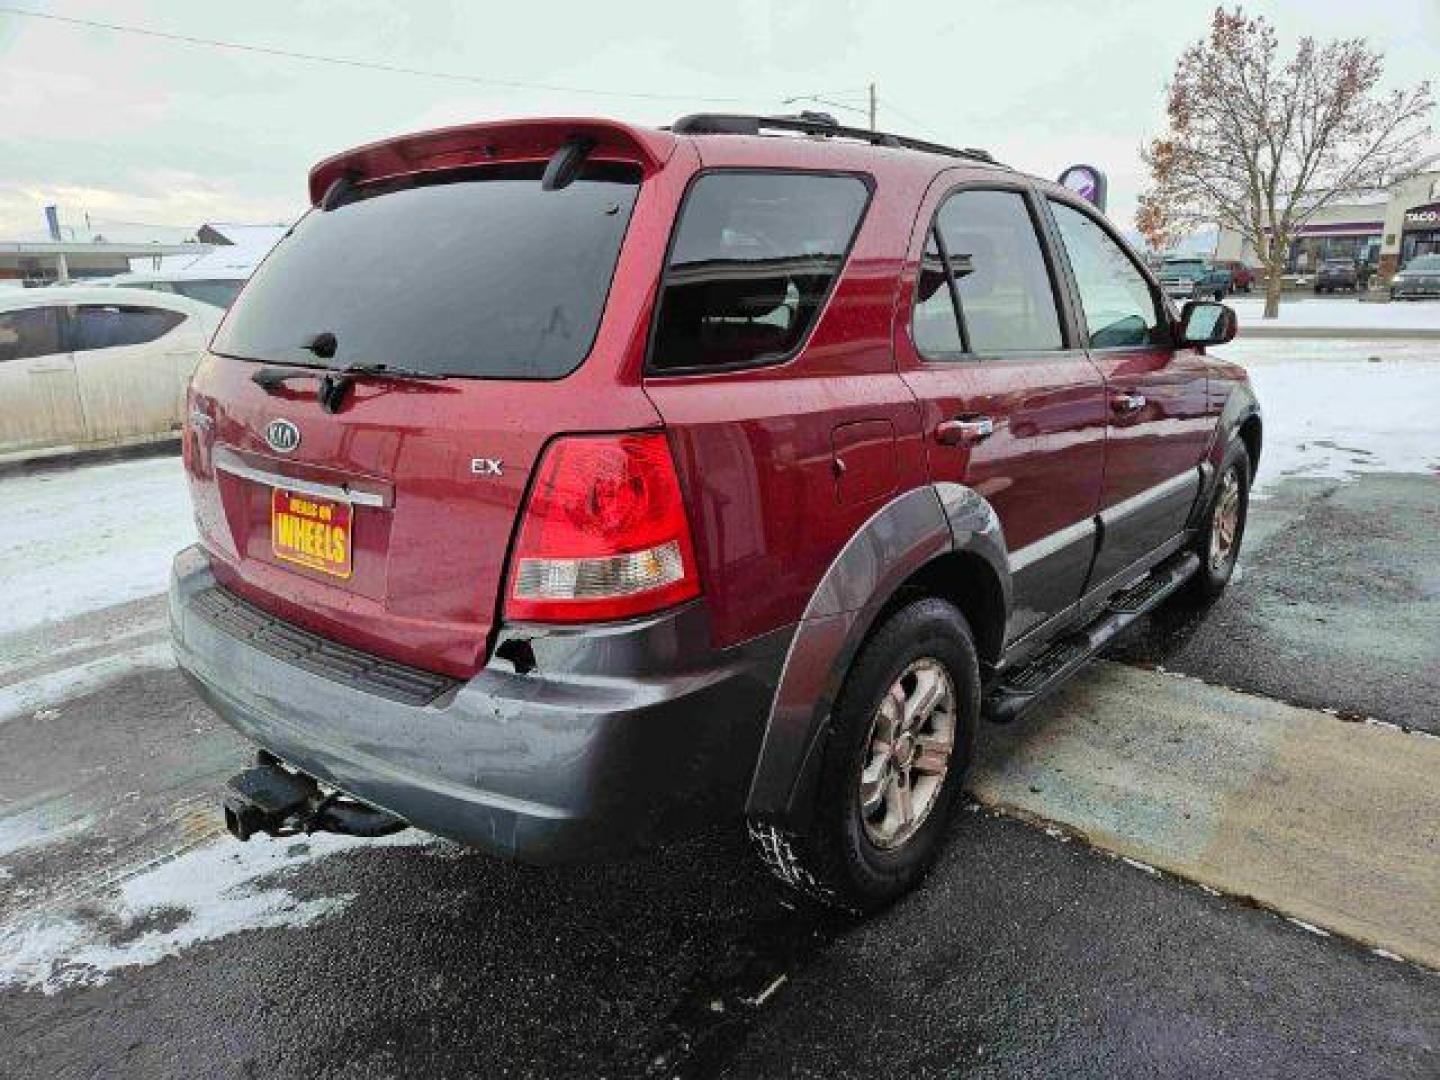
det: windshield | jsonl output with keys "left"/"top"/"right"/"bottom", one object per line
{"left": 1402, "top": 255, "right": 1440, "bottom": 273}
{"left": 171, "top": 279, "right": 245, "bottom": 308}
{"left": 211, "top": 161, "right": 641, "bottom": 379}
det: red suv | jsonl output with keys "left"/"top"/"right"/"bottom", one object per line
{"left": 171, "top": 114, "right": 1260, "bottom": 912}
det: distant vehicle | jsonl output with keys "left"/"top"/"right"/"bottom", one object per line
{"left": 1389, "top": 254, "right": 1440, "bottom": 300}
{"left": 1315, "top": 260, "right": 1359, "bottom": 293}
{"left": 1213, "top": 259, "right": 1254, "bottom": 293}
{"left": 1158, "top": 256, "right": 1231, "bottom": 300}
{"left": 0, "top": 286, "right": 221, "bottom": 462}
{"left": 95, "top": 272, "right": 246, "bottom": 309}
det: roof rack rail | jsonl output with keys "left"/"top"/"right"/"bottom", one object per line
{"left": 670, "top": 112, "right": 1002, "bottom": 166}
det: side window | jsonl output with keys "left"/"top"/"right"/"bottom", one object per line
{"left": 649, "top": 172, "right": 869, "bottom": 372}
{"left": 912, "top": 229, "right": 963, "bottom": 354}
{"left": 71, "top": 305, "right": 185, "bottom": 353}
{"left": 932, "top": 189, "right": 1064, "bottom": 354}
{"left": 0, "top": 307, "right": 65, "bottom": 363}
{"left": 1049, "top": 201, "right": 1166, "bottom": 348}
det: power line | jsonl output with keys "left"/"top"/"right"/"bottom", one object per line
{"left": 875, "top": 97, "right": 951, "bottom": 142}
{"left": 0, "top": 5, "right": 757, "bottom": 104}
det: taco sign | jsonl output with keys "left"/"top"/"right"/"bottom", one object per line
{"left": 1403, "top": 203, "right": 1440, "bottom": 229}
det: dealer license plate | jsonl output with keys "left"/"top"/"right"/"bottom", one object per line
{"left": 270, "top": 488, "right": 353, "bottom": 578}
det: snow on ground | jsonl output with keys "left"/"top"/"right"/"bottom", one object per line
{"left": 1213, "top": 338, "right": 1440, "bottom": 496}
{"left": 0, "top": 456, "right": 195, "bottom": 638}
{"left": 1228, "top": 296, "right": 1440, "bottom": 333}
{"left": 0, "top": 830, "right": 432, "bottom": 995}
{"left": 0, "top": 641, "right": 175, "bottom": 724}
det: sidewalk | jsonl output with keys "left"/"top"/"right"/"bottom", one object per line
{"left": 970, "top": 660, "right": 1440, "bottom": 969}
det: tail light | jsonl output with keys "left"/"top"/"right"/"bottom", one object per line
{"left": 505, "top": 432, "right": 700, "bottom": 623}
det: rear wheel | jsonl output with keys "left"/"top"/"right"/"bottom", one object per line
{"left": 747, "top": 598, "right": 979, "bottom": 914}
{"left": 1179, "top": 441, "right": 1250, "bottom": 605}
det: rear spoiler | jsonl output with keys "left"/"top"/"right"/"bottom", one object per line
{"left": 307, "top": 118, "right": 677, "bottom": 205}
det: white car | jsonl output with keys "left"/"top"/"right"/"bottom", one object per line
{"left": 0, "top": 286, "right": 222, "bottom": 463}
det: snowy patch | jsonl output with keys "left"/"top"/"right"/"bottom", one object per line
{"left": 0, "top": 803, "right": 97, "bottom": 860}
{"left": 0, "top": 831, "right": 429, "bottom": 995}
{"left": 1215, "top": 340, "right": 1440, "bottom": 495}
{"left": 1228, "top": 296, "right": 1440, "bottom": 333}
{"left": 0, "top": 641, "right": 175, "bottom": 724}
{"left": 0, "top": 455, "right": 195, "bottom": 637}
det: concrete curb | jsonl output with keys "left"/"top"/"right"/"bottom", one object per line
{"left": 969, "top": 660, "right": 1440, "bottom": 970}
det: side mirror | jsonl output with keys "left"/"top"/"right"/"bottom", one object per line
{"left": 1179, "top": 300, "right": 1237, "bottom": 347}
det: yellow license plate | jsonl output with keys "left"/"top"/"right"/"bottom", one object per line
{"left": 271, "top": 488, "right": 353, "bottom": 578}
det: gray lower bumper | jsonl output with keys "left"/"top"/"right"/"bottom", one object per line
{"left": 170, "top": 546, "right": 789, "bottom": 863}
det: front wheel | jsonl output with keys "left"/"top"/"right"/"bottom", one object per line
{"left": 1179, "top": 441, "right": 1251, "bottom": 605}
{"left": 747, "top": 599, "right": 980, "bottom": 914}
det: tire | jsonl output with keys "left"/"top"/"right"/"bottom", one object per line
{"left": 1213, "top": 287, "right": 1226, "bottom": 301}
{"left": 1178, "top": 440, "right": 1251, "bottom": 605}
{"left": 747, "top": 598, "right": 980, "bottom": 914}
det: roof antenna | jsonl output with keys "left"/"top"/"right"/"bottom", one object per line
{"left": 541, "top": 136, "right": 596, "bottom": 192}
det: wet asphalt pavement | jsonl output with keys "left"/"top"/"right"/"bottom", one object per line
{"left": 3, "top": 340, "right": 1438, "bottom": 1078}
{"left": 4, "top": 804, "right": 1437, "bottom": 1080}
{"left": 1113, "top": 473, "right": 1440, "bottom": 733}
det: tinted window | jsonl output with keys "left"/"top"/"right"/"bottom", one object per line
{"left": 71, "top": 305, "right": 185, "bottom": 352}
{"left": 649, "top": 172, "right": 869, "bottom": 372}
{"left": 1052, "top": 201, "right": 1166, "bottom": 348}
{"left": 213, "top": 162, "right": 640, "bottom": 379}
{"left": 0, "top": 307, "right": 65, "bottom": 363}
{"left": 171, "top": 280, "right": 244, "bottom": 308}
{"left": 912, "top": 229, "right": 963, "bottom": 354}
{"left": 934, "top": 190, "right": 1063, "bottom": 353}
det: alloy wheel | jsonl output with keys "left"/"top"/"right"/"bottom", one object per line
{"left": 858, "top": 658, "right": 957, "bottom": 849}
{"left": 1209, "top": 467, "right": 1242, "bottom": 572}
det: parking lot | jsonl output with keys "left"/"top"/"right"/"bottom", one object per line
{"left": 2, "top": 335, "right": 1438, "bottom": 1079}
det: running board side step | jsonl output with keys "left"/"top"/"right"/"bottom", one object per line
{"left": 984, "top": 551, "right": 1200, "bottom": 723}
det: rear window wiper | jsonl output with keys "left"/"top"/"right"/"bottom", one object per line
{"left": 251, "top": 360, "right": 448, "bottom": 413}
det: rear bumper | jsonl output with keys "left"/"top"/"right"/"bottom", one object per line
{"left": 170, "top": 545, "right": 789, "bottom": 863}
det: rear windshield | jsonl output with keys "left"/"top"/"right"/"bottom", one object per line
{"left": 212, "top": 161, "right": 640, "bottom": 379}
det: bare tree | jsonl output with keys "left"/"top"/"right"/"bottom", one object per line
{"left": 1140, "top": 6, "right": 1433, "bottom": 317}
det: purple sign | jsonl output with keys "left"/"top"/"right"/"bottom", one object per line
{"left": 1058, "top": 165, "right": 1107, "bottom": 213}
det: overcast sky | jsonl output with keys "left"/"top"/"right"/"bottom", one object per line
{"left": 1, "top": 0, "right": 1436, "bottom": 240}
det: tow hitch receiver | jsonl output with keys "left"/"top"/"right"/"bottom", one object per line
{"left": 223, "top": 752, "right": 408, "bottom": 841}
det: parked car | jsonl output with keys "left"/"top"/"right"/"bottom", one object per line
{"left": 170, "top": 114, "right": 1259, "bottom": 913}
{"left": 1213, "top": 259, "right": 1254, "bottom": 293}
{"left": 97, "top": 272, "right": 247, "bottom": 309}
{"left": 1315, "top": 259, "right": 1359, "bottom": 293}
{"left": 1389, "top": 254, "right": 1440, "bottom": 300}
{"left": 1158, "top": 255, "right": 1232, "bottom": 300}
{"left": 0, "top": 286, "right": 221, "bottom": 462}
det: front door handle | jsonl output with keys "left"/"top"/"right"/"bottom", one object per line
{"left": 1110, "top": 391, "right": 1147, "bottom": 416}
{"left": 935, "top": 415, "right": 995, "bottom": 446}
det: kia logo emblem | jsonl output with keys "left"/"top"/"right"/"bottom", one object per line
{"left": 265, "top": 419, "right": 301, "bottom": 453}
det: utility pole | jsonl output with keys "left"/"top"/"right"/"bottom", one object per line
{"left": 868, "top": 82, "right": 877, "bottom": 130}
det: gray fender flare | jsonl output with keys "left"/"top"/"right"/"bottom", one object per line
{"left": 1192, "top": 384, "right": 1261, "bottom": 527}
{"left": 743, "top": 483, "right": 1009, "bottom": 827}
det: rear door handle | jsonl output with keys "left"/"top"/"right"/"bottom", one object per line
{"left": 1110, "top": 392, "right": 1147, "bottom": 416}
{"left": 935, "top": 415, "right": 995, "bottom": 446}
